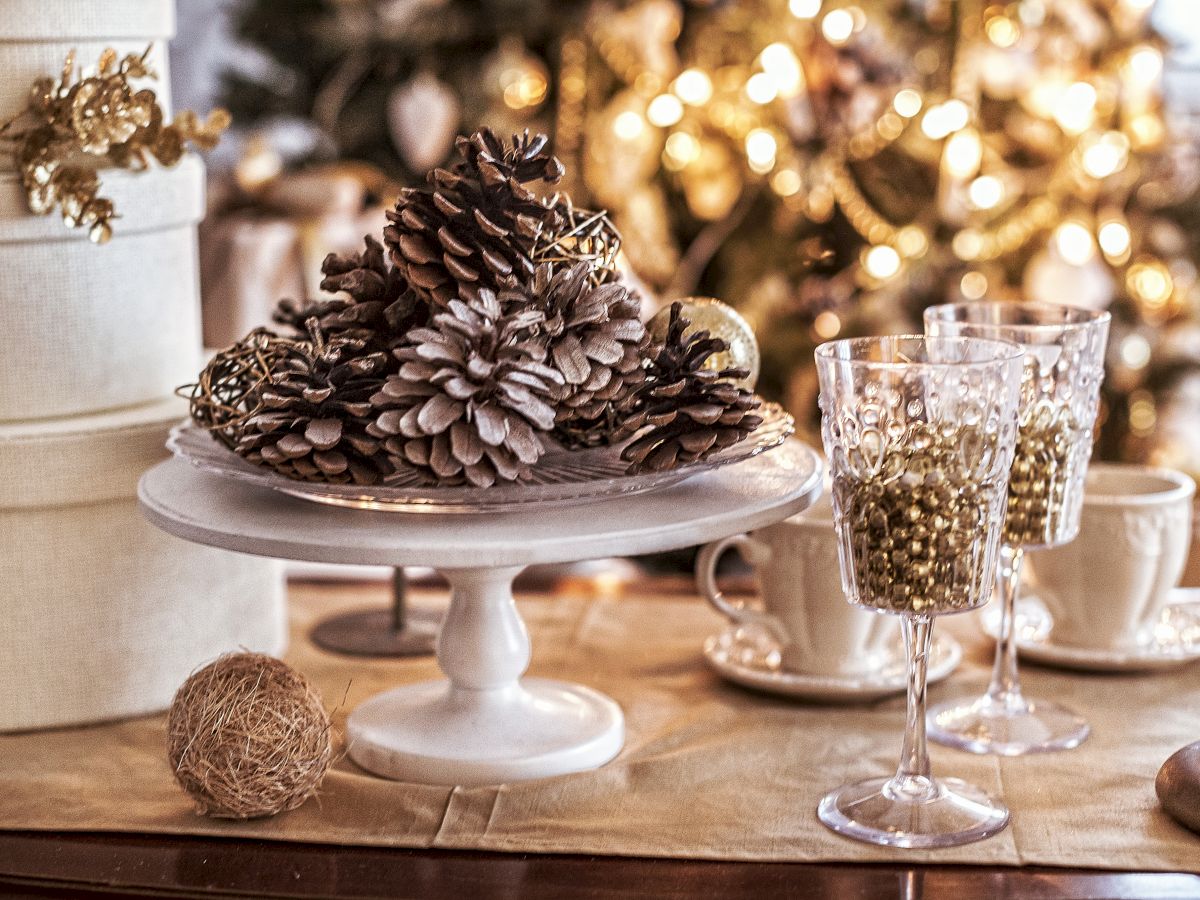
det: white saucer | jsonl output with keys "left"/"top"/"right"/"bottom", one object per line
{"left": 703, "top": 625, "right": 962, "bottom": 703}
{"left": 982, "top": 589, "right": 1200, "bottom": 673}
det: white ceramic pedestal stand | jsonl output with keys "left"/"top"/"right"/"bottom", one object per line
{"left": 138, "top": 440, "right": 821, "bottom": 786}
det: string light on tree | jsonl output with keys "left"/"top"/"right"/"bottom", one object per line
{"left": 1127, "top": 259, "right": 1174, "bottom": 315}
{"left": 863, "top": 244, "right": 901, "bottom": 280}
{"left": 1081, "top": 131, "right": 1130, "bottom": 179}
{"left": 944, "top": 127, "right": 983, "bottom": 178}
{"left": 922, "top": 99, "right": 970, "bottom": 140}
{"left": 613, "top": 110, "right": 646, "bottom": 140}
{"left": 745, "top": 128, "right": 778, "bottom": 173}
{"left": 1121, "top": 333, "right": 1152, "bottom": 370}
{"left": 745, "top": 73, "right": 777, "bottom": 104}
{"left": 952, "top": 228, "right": 985, "bottom": 262}
{"left": 663, "top": 131, "right": 702, "bottom": 169}
{"left": 893, "top": 88, "right": 923, "bottom": 118}
{"left": 673, "top": 69, "right": 714, "bottom": 105}
{"left": 1098, "top": 220, "right": 1132, "bottom": 262}
{"left": 1128, "top": 389, "right": 1157, "bottom": 436}
{"left": 895, "top": 225, "right": 929, "bottom": 259}
{"left": 986, "top": 15, "right": 1020, "bottom": 48}
{"left": 968, "top": 175, "right": 1004, "bottom": 210}
{"left": 494, "top": 40, "right": 549, "bottom": 111}
{"left": 813, "top": 310, "right": 841, "bottom": 338}
{"left": 647, "top": 94, "right": 684, "bottom": 127}
{"left": 789, "top": 0, "right": 822, "bottom": 18}
{"left": 1054, "top": 221, "right": 1096, "bottom": 266}
{"left": 771, "top": 168, "right": 802, "bottom": 197}
{"left": 1053, "top": 81, "right": 1098, "bottom": 134}
{"left": 1125, "top": 45, "right": 1164, "bottom": 87}
{"left": 759, "top": 43, "right": 804, "bottom": 97}
{"left": 821, "top": 9, "right": 855, "bottom": 46}
{"left": 961, "top": 270, "right": 989, "bottom": 299}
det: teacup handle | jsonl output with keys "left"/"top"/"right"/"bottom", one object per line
{"left": 695, "top": 535, "right": 790, "bottom": 644}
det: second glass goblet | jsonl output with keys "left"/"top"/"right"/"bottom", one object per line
{"left": 815, "top": 335, "right": 1023, "bottom": 848}
{"left": 925, "top": 301, "right": 1110, "bottom": 756}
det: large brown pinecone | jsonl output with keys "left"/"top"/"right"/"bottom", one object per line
{"left": 235, "top": 325, "right": 393, "bottom": 485}
{"left": 275, "top": 235, "right": 426, "bottom": 350}
{"left": 531, "top": 263, "right": 648, "bottom": 448}
{"left": 617, "top": 302, "right": 762, "bottom": 473}
{"left": 383, "top": 129, "right": 565, "bottom": 308}
{"left": 368, "top": 289, "right": 564, "bottom": 487}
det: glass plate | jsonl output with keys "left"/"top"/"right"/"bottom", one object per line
{"left": 166, "top": 402, "right": 795, "bottom": 513}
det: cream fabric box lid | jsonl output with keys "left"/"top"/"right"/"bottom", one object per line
{"left": 0, "top": 397, "right": 186, "bottom": 510}
{"left": 0, "top": 0, "right": 174, "bottom": 40}
{"left": 0, "top": 155, "right": 204, "bottom": 244}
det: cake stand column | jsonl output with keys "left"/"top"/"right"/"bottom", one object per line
{"left": 346, "top": 564, "right": 625, "bottom": 786}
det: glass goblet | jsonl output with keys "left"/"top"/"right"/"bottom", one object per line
{"left": 924, "top": 301, "right": 1110, "bottom": 755}
{"left": 815, "top": 335, "right": 1023, "bottom": 848}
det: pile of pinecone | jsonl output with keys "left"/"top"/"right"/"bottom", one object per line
{"left": 188, "top": 130, "right": 763, "bottom": 488}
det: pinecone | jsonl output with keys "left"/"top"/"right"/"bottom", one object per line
{"left": 530, "top": 263, "right": 648, "bottom": 448}
{"left": 618, "top": 302, "right": 763, "bottom": 474}
{"left": 368, "top": 289, "right": 564, "bottom": 487}
{"left": 235, "top": 325, "right": 393, "bottom": 485}
{"left": 383, "top": 129, "right": 565, "bottom": 308}
{"left": 275, "top": 235, "right": 426, "bottom": 350}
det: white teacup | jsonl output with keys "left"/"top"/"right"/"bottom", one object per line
{"left": 696, "top": 494, "right": 899, "bottom": 676}
{"left": 1024, "top": 463, "right": 1195, "bottom": 650}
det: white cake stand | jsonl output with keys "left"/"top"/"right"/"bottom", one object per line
{"left": 138, "top": 440, "right": 821, "bottom": 786}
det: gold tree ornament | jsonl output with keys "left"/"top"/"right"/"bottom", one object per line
{"left": 0, "top": 47, "right": 230, "bottom": 243}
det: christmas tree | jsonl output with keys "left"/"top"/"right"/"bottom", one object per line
{"left": 222, "top": 0, "right": 1200, "bottom": 472}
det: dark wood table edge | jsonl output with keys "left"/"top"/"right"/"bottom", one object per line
{"left": 2, "top": 831, "right": 1199, "bottom": 900}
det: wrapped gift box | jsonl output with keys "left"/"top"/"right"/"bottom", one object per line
{"left": 0, "top": 398, "right": 286, "bottom": 732}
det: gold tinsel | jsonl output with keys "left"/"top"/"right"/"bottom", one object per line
{"left": 0, "top": 47, "right": 229, "bottom": 243}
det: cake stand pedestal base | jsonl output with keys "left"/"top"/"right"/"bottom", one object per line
{"left": 347, "top": 678, "right": 623, "bottom": 785}
{"left": 345, "top": 565, "right": 624, "bottom": 785}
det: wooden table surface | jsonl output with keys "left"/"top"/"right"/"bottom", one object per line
{"left": 3, "top": 570, "right": 1199, "bottom": 900}
{"left": 3, "top": 830, "right": 1200, "bottom": 899}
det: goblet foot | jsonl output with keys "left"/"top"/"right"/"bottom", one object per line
{"left": 818, "top": 774, "right": 1010, "bottom": 848}
{"left": 928, "top": 694, "right": 1090, "bottom": 755}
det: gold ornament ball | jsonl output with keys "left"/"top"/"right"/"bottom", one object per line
{"left": 167, "top": 653, "right": 333, "bottom": 819}
{"left": 648, "top": 297, "right": 760, "bottom": 389}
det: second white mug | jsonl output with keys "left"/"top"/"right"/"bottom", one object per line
{"left": 1025, "top": 463, "right": 1195, "bottom": 650}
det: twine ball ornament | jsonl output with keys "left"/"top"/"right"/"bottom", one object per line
{"left": 648, "top": 297, "right": 760, "bottom": 389}
{"left": 167, "top": 653, "right": 333, "bottom": 819}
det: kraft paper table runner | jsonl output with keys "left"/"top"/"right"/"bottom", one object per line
{"left": 1, "top": 580, "right": 1197, "bottom": 871}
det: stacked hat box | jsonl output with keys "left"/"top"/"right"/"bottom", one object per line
{"left": 0, "top": 0, "right": 286, "bottom": 732}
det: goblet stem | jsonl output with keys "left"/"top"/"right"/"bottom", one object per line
{"left": 889, "top": 615, "right": 936, "bottom": 801}
{"left": 985, "top": 545, "right": 1028, "bottom": 713}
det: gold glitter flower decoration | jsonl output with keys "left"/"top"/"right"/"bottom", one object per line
{"left": 0, "top": 47, "right": 229, "bottom": 244}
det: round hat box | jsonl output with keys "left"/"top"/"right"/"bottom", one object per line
{"left": 0, "top": 156, "right": 206, "bottom": 422}
{"left": 0, "top": 398, "right": 287, "bottom": 732}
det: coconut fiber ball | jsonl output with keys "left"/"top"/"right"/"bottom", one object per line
{"left": 167, "top": 653, "right": 333, "bottom": 819}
